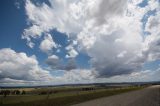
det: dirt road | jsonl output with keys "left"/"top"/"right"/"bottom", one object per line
{"left": 73, "top": 85, "right": 160, "bottom": 106}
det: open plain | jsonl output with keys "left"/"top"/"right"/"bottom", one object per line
{"left": 74, "top": 85, "right": 160, "bottom": 106}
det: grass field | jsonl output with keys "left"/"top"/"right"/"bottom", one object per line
{"left": 0, "top": 86, "right": 145, "bottom": 106}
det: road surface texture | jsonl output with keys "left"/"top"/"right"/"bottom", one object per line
{"left": 73, "top": 85, "right": 160, "bottom": 106}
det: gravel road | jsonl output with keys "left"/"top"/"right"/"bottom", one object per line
{"left": 73, "top": 85, "right": 160, "bottom": 106}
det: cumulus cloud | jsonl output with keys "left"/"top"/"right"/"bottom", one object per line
{"left": 62, "top": 69, "right": 94, "bottom": 82}
{"left": 22, "top": 0, "right": 86, "bottom": 48}
{"left": 0, "top": 48, "right": 53, "bottom": 84}
{"left": 46, "top": 55, "right": 77, "bottom": 71}
{"left": 144, "top": 6, "right": 160, "bottom": 61}
{"left": 46, "top": 54, "right": 60, "bottom": 69}
{"left": 91, "top": 0, "right": 127, "bottom": 26}
{"left": 94, "top": 69, "right": 160, "bottom": 83}
{"left": 65, "top": 44, "right": 78, "bottom": 58}
{"left": 23, "top": 0, "right": 160, "bottom": 79}
{"left": 52, "top": 69, "right": 95, "bottom": 84}
{"left": 39, "top": 34, "right": 57, "bottom": 53}
{"left": 0, "top": 49, "right": 92, "bottom": 85}
{"left": 63, "top": 59, "right": 77, "bottom": 71}
{"left": 77, "top": 0, "right": 145, "bottom": 77}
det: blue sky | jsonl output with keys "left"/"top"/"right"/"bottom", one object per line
{"left": 0, "top": 0, "right": 160, "bottom": 86}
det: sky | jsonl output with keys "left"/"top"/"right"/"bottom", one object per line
{"left": 0, "top": 0, "right": 160, "bottom": 86}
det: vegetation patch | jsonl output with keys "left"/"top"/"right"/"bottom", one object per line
{"left": 0, "top": 86, "right": 145, "bottom": 106}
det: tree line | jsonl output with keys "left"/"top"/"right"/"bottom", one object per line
{"left": 0, "top": 90, "right": 26, "bottom": 97}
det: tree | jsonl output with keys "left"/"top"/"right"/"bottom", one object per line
{"left": 21, "top": 90, "right": 26, "bottom": 95}
{"left": 3, "top": 90, "right": 10, "bottom": 97}
{"left": 15, "top": 90, "right": 20, "bottom": 95}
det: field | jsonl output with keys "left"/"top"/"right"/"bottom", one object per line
{"left": 0, "top": 84, "right": 146, "bottom": 106}
{"left": 74, "top": 85, "right": 160, "bottom": 106}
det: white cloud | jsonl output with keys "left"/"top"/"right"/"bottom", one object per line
{"left": 23, "top": 0, "right": 86, "bottom": 48}
{"left": 147, "top": 0, "right": 160, "bottom": 11}
{"left": 0, "top": 49, "right": 90, "bottom": 85}
{"left": 23, "top": 0, "right": 160, "bottom": 79}
{"left": 143, "top": 7, "right": 160, "bottom": 61}
{"left": 65, "top": 44, "right": 78, "bottom": 58}
{"left": 52, "top": 69, "right": 95, "bottom": 84}
{"left": 39, "top": 34, "right": 57, "bottom": 53}
{"left": 0, "top": 48, "right": 53, "bottom": 83}
{"left": 46, "top": 54, "right": 60, "bottom": 70}
{"left": 15, "top": 0, "right": 21, "bottom": 9}
{"left": 117, "top": 51, "right": 127, "bottom": 58}
{"left": 76, "top": 0, "right": 145, "bottom": 77}
{"left": 63, "top": 69, "right": 94, "bottom": 82}
{"left": 145, "top": 13, "right": 160, "bottom": 35}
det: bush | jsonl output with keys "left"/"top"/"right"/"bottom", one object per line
{"left": 15, "top": 90, "right": 21, "bottom": 95}
{"left": 21, "top": 90, "right": 26, "bottom": 95}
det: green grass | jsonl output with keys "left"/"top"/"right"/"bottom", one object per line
{"left": 0, "top": 86, "right": 145, "bottom": 106}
